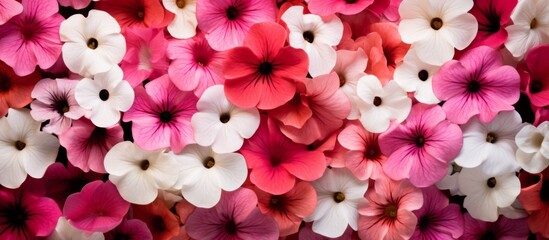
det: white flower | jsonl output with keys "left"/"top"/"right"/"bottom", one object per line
{"left": 48, "top": 217, "right": 104, "bottom": 240}
{"left": 281, "top": 6, "right": 343, "bottom": 77}
{"left": 60, "top": 10, "right": 126, "bottom": 76}
{"left": 498, "top": 200, "right": 528, "bottom": 220}
{"left": 0, "top": 109, "right": 59, "bottom": 189}
{"left": 333, "top": 49, "right": 368, "bottom": 120}
{"left": 393, "top": 48, "right": 441, "bottom": 104}
{"left": 104, "top": 141, "right": 181, "bottom": 205}
{"left": 436, "top": 162, "right": 463, "bottom": 196}
{"left": 453, "top": 110, "right": 524, "bottom": 176}
{"left": 515, "top": 122, "right": 549, "bottom": 173}
{"left": 305, "top": 168, "right": 368, "bottom": 238}
{"left": 191, "top": 85, "right": 260, "bottom": 153}
{"left": 172, "top": 144, "right": 248, "bottom": 208}
{"left": 75, "top": 66, "right": 134, "bottom": 128}
{"left": 356, "top": 76, "right": 411, "bottom": 133}
{"left": 505, "top": 0, "right": 549, "bottom": 59}
{"left": 458, "top": 166, "right": 520, "bottom": 222}
{"left": 398, "top": 0, "right": 478, "bottom": 65}
{"left": 163, "top": 0, "right": 198, "bottom": 39}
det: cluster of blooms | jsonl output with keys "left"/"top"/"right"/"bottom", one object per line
{"left": 2, "top": 0, "right": 549, "bottom": 239}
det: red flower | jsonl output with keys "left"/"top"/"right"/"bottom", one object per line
{"left": 95, "top": 0, "right": 174, "bottom": 31}
{"left": 0, "top": 60, "right": 41, "bottom": 116}
{"left": 518, "top": 167, "right": 549, "bottom": 238}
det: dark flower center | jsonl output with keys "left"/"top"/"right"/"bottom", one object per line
{"left": 373, "top": 96, "right": 382, "bottom": 106}
{"left": 487, "top": 177, "right": 497, "bottom": 188}
{"left": 89, "top": 127, "right": 108, "bottom": 146}
{"left": 430, "top": 18, "right": 443, "bottom": 30}
{"left": 345, "top": 0, "right": 358, "bottom": 3}
{"left": 140, "top": 160, "right": 150, "bottom": 170}
{"left": 269, "top": 195, "right": 286, "bottom": 212}
{"left": 483, "top": 231, "right": 497, "bottom": 240}
{"left": 15, "top": 141, "right": 26, "bottom": 151}
{"left": 99, "top": 89, "right": 109, "bottom": 101}
{"left": 151, "top": 216, "right": 166, "bottom": 232}
{"left": 384, "top": 204, "right": 398, "bottom": 218}
{"left": 4, "top": 204, "right": 28, "bottom": 228}
{"left": 159, "top": 111, "right": 173, "bottom": 123}
{"left": 87, "top": 38, "right": 99, "bottom": 50}
{"left": 415, "top": 135, "right": 425, "bottom": 147}
{"left": 226, "top": 6, "right": 239, "bottom": 20}
{"left": 338, "top": 73, "right": 346, "bottom": 87}
{"left": 219, "top": 113, "right": 230, "bottom": 123}
{"left": 203, "top": 156, "right": 215, "bottom": 169}
{"left": 137, "top": 11, "right": 145, "bottom": 20}
{"left": 55, "top": 99, "right": 70, "bottom": 115}
{"left": 259, "top": 62, "right": 273, "bottom": 75}
{"left": 0, "top": 75, "right": 11, "bottom": 92}
{"left": 451, "top": 162, "right": 462, "bottom": 175}
{"left": 486, "top": 133, "right": 497, "bottom": 143}
{"left": 540, "top": 180, "right": 549, "bottom": 202}
{"left": 418, "top": 70, "right": 429, "bottom": 81}
{"left": 418, "top": 216, "right": 429, "bottom": 230}
{"left": 531, "top": 80, "right": 543, "bottom": 93}
{"left": 112, "top": 233, "right": 131, "bottom": 240}
{"left": 531, "top": 18, "right": 538, "bottom": 29}
{"left": 467, "top": 80, "right": 481, "bottom": 93}
{"left": 365, "top": 146, "right": 381, "bottom": 159}
{"left": 176, "top": 0, "right": 186, "bottom": 8}
{"left": 333, "top": 192, "right": 345, "bottom": 203}
{"left": 303, "top": 31, "right": 315, "bottom": 43}
{"left": 225, "top": 219, "right": 238, "bottom": 235}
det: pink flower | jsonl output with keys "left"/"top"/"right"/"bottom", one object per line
{"left": 358, "top": 177, "right": 423, "bottom": 240}
{"left": 270, "top": 73, "right": 351, "bottom": 144}
{"left": 57, "top": 0, "right": 94, "bottom": 9}
{"left": 461, "top": 213, "right": 529, "bottom": 240}
{"left": 519, "top": 45, "right": 549, "bottom": 108}
{"left": 59, "top": 118, "right": 124, "bottom": 173}
{"left": 105, "top": 219, "right": 153, "bottom": 240}
{"left": 64, "top": 180, "right": 130, "bottom": 233}
{"left": 338, "top": 121, "right": 386, "bottom": 180}
{"left": 223, "top": 22, "right": 308, "bottom": 110}
{"left": 0, "top": 0, "right": 63, "bottom": 76}
{"left": 433, "top": 46, "right": 520, "bottom": 124}
{"left": 167, "top": 33, "right": 225, "bottom": 96}
{"left": 120, "top": 27, "right": 169, "bottom": 87}
{"left": 123, "top": 74, "right": 198, "bottom": 153}
{"left": 308, "top": 0, "right": 374, "bottom": 16}
{"left": 186, "top": 187, "right": 279, "bottom": 240}
{"left": 379, "top": 103, "right": 463, "bottom": 187}
{"left": 412, "top": 186, "right": 464, "bottom": 239}
{"left": 0, "top": 0, "right": 22, "bottom": 25}
{"left": 0, "top": 60, "right": 41, "bottom": 117}
{"left": 196, "top": 0, "right": 276, "bottom": 51}
{"left": 240, "top": 116, "right": 326, "bottom": 195}
{"left": 468, "top": 0, "right": 517, "bottom": 49}
{"left": 95, "top": 0, "right": 174, "bottom": 31}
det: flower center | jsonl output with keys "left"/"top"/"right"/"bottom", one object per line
{"left": 303, "top": 30, "right": 315, "bottom": 43}
{"left": 269, "top": 195, "right": 286, "bottom": 212}
{"left": 451, "top": 162, "right": 462, "bottom": 175}
{"left": 418, "top": 70, "right": 429, "bottom": 81}
{"left": 467, "top": 80, "right": 481, "bottom": 93}
{"left": 87, "top": 38, "right": 99, "bottom": 50}
{"left": 365, "top": 146, "right": 381, "bottom": 159}
{"left": 225, "top": 219, "right": 238, "bottom": 235}
{"left": 333, "top": 192, "right": 345, "bottom": 203}
{"left": 15, "top": 141, "right": 26, "bottom": 151}
{"left": 486, "top": 132, "right": 497, "bottom": 143}
{"left": 415, "top": 135, "right": 425, "bottom": 147}
{"left": 5, "top": 205, "right": 28, "bottom": 228}
{"left": 345, "top": 0, "right": 358, "bottom": 3}
{"left": 176, "top": 0, "right": 186, "bottom": 8}
{"left": 203, "top": 156, "right": 215, "bottom": 169}
{"left": 140, "top": 160, "right": 150, "bottom": 170}
{"left": 487, "top": 177, "right": 497, "bottom": 188}
{"left": 531, "top": 18, "right": 538, "bottom": 29}
{"left": 159, "top": 111, "right": 173, "bottom": 123}
{"left": 137, "top": 11, "right": 144, "bottom": 20}
{"left": 0, "top": 75, "right": 11, "bottom": 92}
{"left": 99, "top": 89, "right": 109, "bottom": 101}
{"left": 151, "top": 216, "right": 166, "bottom": 232}
{"left": 226, "top": 6, "right": 239, "bottom": 20}
{"left": 418, "top": 216, "right": 429, "bottom": 230}
{"left": 384, "top": 204, "right": 398, "bottom": 218}
{"left": 373, "top": 96, "right": 382, "bottom": 106}
{"left": 540, "top": 180, "right": 549, "bottom": 202}
{"left": 55, "top": 99, "right": 70, "bottom": 115}
{"left": 259, "top": 62, "right": 273, "bottom": 75}
{"left": 530, "top": 80, "right": 543, "bottom": 93}
{"left": 219, "top": 112, "right": 231, "bottom": 123}
{"left": 338, "top": 73, "right": 346, "bottom": 87}
{"left": 483, "top": 231, "right": 497, "bottom": 240}
{"left": 430, "top": 18, "right": 443, "bottom": 30}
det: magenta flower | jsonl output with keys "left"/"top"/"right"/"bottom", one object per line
{"left": 0, "top": 0, "right": 64, "bottom": 76}
{"left": 105, "top": 219, "right": 153, "bottom": 240}
{"left": 461, "top": 213, "right": 529, "bottom": 239}
{"left": 0, "top": 0, "right": 22, "bottom": 25}
{"left": 433, "top": 46, "right": 520, "bottom": 124}
{"left": 196, "top": 0, "right": 277, "bottom": 50}
{"left": 379, "top": 103, "right": 463, "bottom": 187}
{"left": 468, "top": 0, "right": 517, "bottom": 49}
{"left": 186, "top": 187, "right": 279, "bottom": 240}
{"left": 64, "top": 180, "right": 130, "bottom": 233}
{"left": 519, "top": 45, "right": 549, "bottom": 108}
{"left": 123, "top": 74, "right": 198, "bottom": 153}
{"left": 412, "top": 186, "right": 464, "bottom": 239}
{"left": 59, "top": 118, "right": 124, "bottom": 173}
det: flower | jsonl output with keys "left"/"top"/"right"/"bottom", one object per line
{"left": 519, "top": 45, "right": 549, "bottom": 108}
{"left": 308, "top": 0, "right": 374, "bottom": 16}
{"left": 281, "top": 6, "right": 343, "bottom": 77}
{"left": 517, "top": 168, "right": 549, "bottom": 238}
{"left": 0, "top": 0, "right": 22, "bottom": 25}
{"left": 432, "top": 46, "right": 520, "bottom": 124}
{"left": 516, "top": 122, "right": 549, "bottom": 173}
{"left": 337, "top": 121, "right": 386, "bottom": 180}
{"left": 453, "top": 110, "right": 523, "bottom": 176}
{"left": 196, "top": 0, "right": 276, "bottom": 51}
{"left": 191, "top": 85, "right": 260, "bottom": 153}
{"left": 48, "top": 217, "right": 105, "bottom": 240}
{"left": 398, "top": 0, "right": 478, "bottom": 65}
{"left": 504, "top": 0, "right": 549, "bottom": 58}
{"left": 75, "top": 66, "right": 134, "bottom": 128}
{"left": 461, "top": 213, "right": 529, "bottom": 239}
{"left": 468, "top": 0, "right": 517, "bottom": 49}
{"left": 104, "top": 141, "right": 181, "bottom": 205}
{"left": 163, "top": 0, "right": 198, "bottom": 39}
{"left": 132, "top": 197, "right": 180, "bottom": 240}
{"left": 254, "top": 181, "right": 317, "bottom": 236}
{"left": 0, "top": 0, "right": 64, "bottom": 76}
{"left": 172, "top": 144, "right": 248, "bottom": 208}
{"left": 95, "top": 0, "right": 174, "bottom": 31}
{"left": 356, "top": 75, "right": 411, "bottom": 133}
{"left": 123, "top": 74, "right": 198, "bottom": 153}
{"left": 223, "top": 21, "right": 308, "bottom": 110}
{"left": 0, "top": 108, "right": 59, "bottom": 188}
{"left": 59, "top": 9, "right": 126, "bottom": 76}
{"left": 412, "top": 186, "right": 464, "bottom": 239}
{"left": 240, "top": 116, "right": 326, "bottom": 195}
{"left": 0, "top": 60, "right": 41, "bottom": 117}
{"left": 358, "top": 177, "right": 423, "bottom": 240}
{"left": 436, "top": 162, "right": 464, "bottom": 196}
{"left": 393, "top": 48, "right": 441, "bottom": 104}
{"left": 458, "top": 165, "right": 521, "bottom": 222}
{"left": 185, "top": 187, "right": 279, "bottom": 240}
{"left": 332, "top": 49, "right": 367, "bottom": 119}
{"left": 30, "top": 78, "right": 85, "bottom": 135}
{"left": 63, "top": 180, "right": 130, "bottom": 232}
{"left": 379, "top": 103, "right": 463, "bottom": 187}
{"left": 104, "top": 219, "right": 153, "bottom": 240}
{"left": 57, "top": 0, "right": 96, "bottom": 10}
